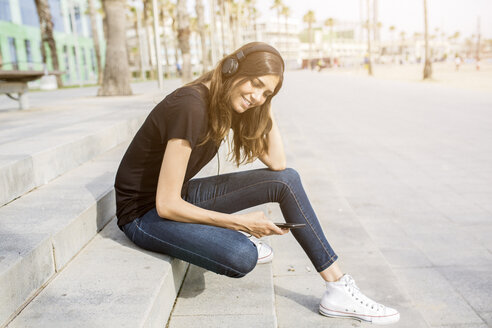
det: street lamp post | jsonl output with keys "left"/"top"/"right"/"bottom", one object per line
{"left": 152, "top": 0, "right": 164, "bottom": 89}
{"left": 68, "top": 0, "right": 83, "bottom": 87}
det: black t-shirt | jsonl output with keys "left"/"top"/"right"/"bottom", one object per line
{"left": 114, "top": 83, "right": 218, "bottom": 228}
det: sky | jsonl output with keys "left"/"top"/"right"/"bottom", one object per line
{"left": 253, "top": 0, "right": 492, "bottom": 40}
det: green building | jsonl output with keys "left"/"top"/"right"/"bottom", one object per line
{"left": 0, "top": 0, "right": 105, "bottom": 85}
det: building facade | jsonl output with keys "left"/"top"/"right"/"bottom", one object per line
{"left": 0, "top": 0, "right": 105, "bottom": 85}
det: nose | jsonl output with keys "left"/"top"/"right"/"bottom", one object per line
{"left": 251, "top": 90, "right": 264, "bottom": 105}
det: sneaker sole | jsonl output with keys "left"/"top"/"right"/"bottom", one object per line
{"left": 319, "top": 305, "right": 400, "bottom": 325}
{"left": 257, "top": 250, "right": 273, "bottom": 264}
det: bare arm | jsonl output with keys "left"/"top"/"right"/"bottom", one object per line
{"left": 259, "top": 106, "right": 287, "bottom": 171}
{"left": 155, "top": 138, "right": 287, "bottom": 238}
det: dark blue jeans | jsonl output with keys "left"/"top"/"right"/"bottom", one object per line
{"left": 121, "top": 168, "right": 338, "bottom": 278}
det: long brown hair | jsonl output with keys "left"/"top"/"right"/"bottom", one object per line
{"left": 189, "top": 42, "right": 284, "bottom": 167}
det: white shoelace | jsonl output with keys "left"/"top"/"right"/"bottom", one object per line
{"left": 344, "top": 275, "right": 385, "bottom": 312}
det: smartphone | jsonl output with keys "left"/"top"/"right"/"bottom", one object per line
{"left": 274, "top": 223, "right": 306, "bottom": 229}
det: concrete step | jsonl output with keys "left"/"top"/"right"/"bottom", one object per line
{"left": 5, "top": 217, "right": 189, "bottom": 328}
{"left": 166, "top": 202, "right": 278, "bottom": 328}
{"left": 168, "top": 211, "right": 277, "bottom": 328}
{"left": 0, "top": 141, "right": 130, "bottom": 327}
{"left": 0, "top": 106, "right": 146, "bottom": 207}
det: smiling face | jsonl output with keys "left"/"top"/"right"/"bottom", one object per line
{"left": 229, "top": 75, "right": 280, "bottom": 114}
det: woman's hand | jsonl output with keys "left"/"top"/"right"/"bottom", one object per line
{"left": 236, "top": 211, "right": 290, "bottom": 238}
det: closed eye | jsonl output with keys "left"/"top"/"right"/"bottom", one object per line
{"left": 252, "top": 79, "right": 273, "bottom": 97}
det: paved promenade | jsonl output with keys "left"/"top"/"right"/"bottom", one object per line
{"left": 2, "top": 70, "right": 491, "bottom": 327}
{"left": 169, "top": 70, "right": 492, "bottom": 327}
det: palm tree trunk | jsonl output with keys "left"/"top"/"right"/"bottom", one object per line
{"left": 423, "top": 0, "right": 432, "bottom": 79}
{"left": 366, "top": 0, "right": 373, "bottom": 75}
{"left": 308, "top": 22, "right": 312, "bottom": 70}
{"left": 219, "top": 0, "right": 227, "bottom": 55}
{"left": 98, "top": 0, "right": 132, "bottom": 96}
{"left": 160, "top": 7, "right": 170, "bottom": 78}
{"left": 152, "top": 0, "right": 164, "bottom": 88}
{"left": 177, "top": 0, "right": 192, "bottom": 82}
{"left": 135, "top": 7, "right": 146, "bottom": 79}
{"left": 143, "top": 0, "right": 156, "bottom": 79}
{"left": 195, "top": 0, "right": 209, "bottom": 72}
{"left": 87, "top": 0, "right": 103, "bottom": 84}
{"left": 34, "top": 0, "right": 62, "bottom": 87}
{"left": 209, "top": 0, "right": 218, "bottom": 65}
{"left": 171, "top": 17, "right": 180, "bottom": 76}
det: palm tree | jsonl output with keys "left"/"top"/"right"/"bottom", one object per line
{"left": 98, "top": 0, "right": 132, "bottom": 95}
{"left": 423, "top": 0, "right": 432, "bottom": 79}
{"left": 376, "top": 21, "right": 382, "bottom": 59}
{"left": 270, "top": 0, "right": 283, "bottom": 48}
{"left": 218, "top": 0, "right": 227, "bottom": 55}
{"left": 245, "top": 0, "right": 259, "bottom": 40}
{"left": 159, "top": 1, "right": 171, "bottom": 77}
{"left": 87, "top": 0, "right": 103, "bottom": 84}
{"left": 281, "top": 5, "right": 290, "bottom": 55}
{"left": 165, "top": 2, "right": 181, "bottom": 76}
{"left": 142, "top": 0, "right": 157, "bottom": 79}
{"left": 208, "top": 0, "right": 218, "bottom": 65}
{"left": 229, "top": 1, "right": 239, "bottom": 49}
{"left": 324, "top": 17, "right": 335, "bottom": 64}
{"left": 195, "top": 0, "right": 209, "bottom": 72}
{"left": 303, "top": 10, "right": 315, "bottom": 69}
{"left": 190, "top": 17, "right": 201, "bottom": 70}
{"left": 34, "top": 0, "right": 62, "bottom": 87}
{"left": 176, "top": 0, "right": 192, "bottom": 82}
{"left": 224, "top": 0, "right": 234, "bottom": 50}
{"left": 366, "top": 0, "right": 373, "bottom": 75}
{"left": 130, "top": 5, "right": 145, "bottom": 79}
{"left": 399, "top": 30, "right": 406, "bottom": 56}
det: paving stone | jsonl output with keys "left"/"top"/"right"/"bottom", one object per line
{"left": 171, "top": 264, "right": 275, "bottom": 317}
{"left": 477, "top": 312, "right": 492, "bottom": 327}
{"left": 6, "top": 217, "right": 188, "bottom": 328}
{"left": 169, "top": 314, "right": 275, "bottom": 328}
{"left": 436, "top": 266, "right": 492, "bottom": 313}
{"left": 274, "top": 275, "right": 359, "bottom": 328}
{"left": 393, "top": 267, "right": 484, "bottom": 326}
{"left": 379, "top": 247, "right": 433, "bottom": 268}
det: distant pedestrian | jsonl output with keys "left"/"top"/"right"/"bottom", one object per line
{"left": 316, "top": 58, "right": 326, "bottom": 72}
{"left": 455, "top": 55, "right": 462, "bottom": 71}
{"left": 115, "top": 42, "right": 400, "bottom": 325}
{"left": 176, "top": 62, "right": 182, "bottom": 77}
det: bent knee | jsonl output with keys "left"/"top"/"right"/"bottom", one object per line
{"left": 225, "top": 239, "right": 258, "bottom": 278}
{"left": 273, "top": 167, "right": 301, "bottom": 185}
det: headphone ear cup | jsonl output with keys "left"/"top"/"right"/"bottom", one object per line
{"left": 222, "top": 57, "right": 239, "bottom": 77}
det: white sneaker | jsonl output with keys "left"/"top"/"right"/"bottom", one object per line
{"left": 319, "top": 274, "right": 400, "bottom": 325}
{"left": 242, "top": 233, "right": 274, "bottom": 264}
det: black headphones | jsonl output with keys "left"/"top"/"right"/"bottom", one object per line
{"left": 221, "top": 43, "right": 284, "bottom": 77}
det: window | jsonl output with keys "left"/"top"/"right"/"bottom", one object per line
{"left": 0, "top": 40, "right": 3, "bottom": 67}
{"left": 74, "top": 5, "right": 83, "bottom": 34}
{"left": 0, "top": 0, "right": 11, "bottom": 21}
{"left": 48, "top": 0, "right": 64, "bottom": 32}
{"left": 20, "top": 0, "right": 40, "bottom": 26}
{"left": 8, "top": 37, "right": 18, "bottom": 70}
{"left": 72, "top": 46, "right": 79, "bottom": 80}
{"left": 81, "top": 47, "right": 88, "bottom": 80}
{"left": 63, "top": 45, "right": 70, "bottom": 81}
{"left": 90, "top": 48, "right": 96, "bottom": 73}
{"left": 25, "top": 39, "right": 33, "bottom": 69}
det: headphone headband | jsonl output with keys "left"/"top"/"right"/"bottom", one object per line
{"left": 222, "top": 43, "right": 284, "bottom": 77}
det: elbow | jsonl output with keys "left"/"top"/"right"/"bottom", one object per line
{"left": 156, "top": 199, "right": 174, "bottom": 218}
{"left": 156, "top": 202, "right": 168, "bottom": 218}
{"left": 269, "top": 161, "right": 287, "bottom": 171}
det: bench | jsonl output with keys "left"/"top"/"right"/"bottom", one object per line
{"left": 0, "top": 70, "right": 62, "bottom": 110}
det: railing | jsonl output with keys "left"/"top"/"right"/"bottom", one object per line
{"left": 0, "top": 61, "right": 49, "bottom": 72}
